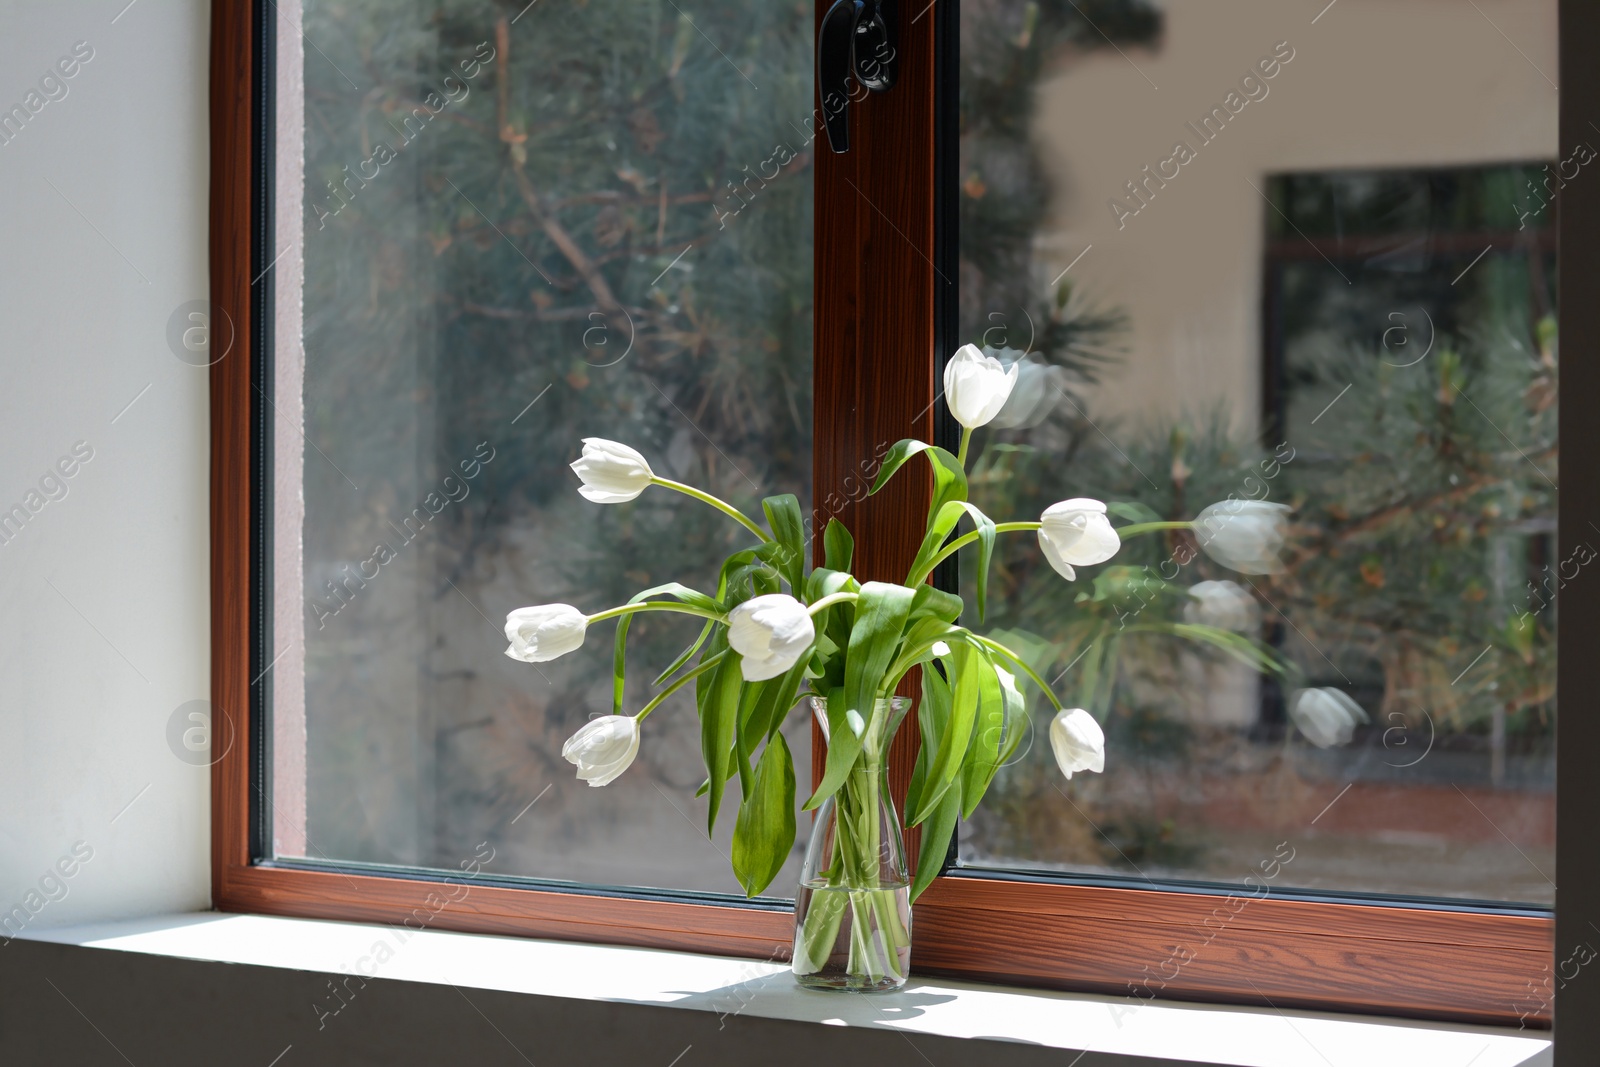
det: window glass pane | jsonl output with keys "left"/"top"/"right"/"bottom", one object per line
{"left": 956, "top": 0, "right": 1556, "bottom": 904}
{"left": 270, "top": 0, "right": 814, "bottom": 894}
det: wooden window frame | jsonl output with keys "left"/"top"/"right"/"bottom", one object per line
{"left": 211, "top": 0, "right": 1584, "bottom": 1031}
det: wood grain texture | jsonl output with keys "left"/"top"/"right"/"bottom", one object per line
{"left": 913, "top": 877, "right": 1552, "bottom": 1026}
{"left": 810, "top": 0, "right": 938, "bottom": 866}
{"left": 226, "top": 864, "right": 792, "bottom": 957}
{"left": 211, "top": 0, "right": 254, "bottom": 903}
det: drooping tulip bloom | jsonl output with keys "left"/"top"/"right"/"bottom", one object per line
{"left": 1193, "top": 500, "right": 1291, "bottom": 574}
{"left": 1182, "top": 579, "right": 1259, "bottom": 632}
{"left": 727, "top": 593, "right": 816, "bottom": 681}
{"left": 1050, "top": 708, "right": 1106, "bottom": 779}
{"left": 943, "top": 344, "right": 1020, "bottom": 429}
{"left": 1037, "top": 498, "right": 1120, "bottom": 581}
{"left": 562, "top": 715, "right": 641, "bottom": 786}
{"left": 505, "top": 604, "right": 588, "bottom": 662}
{"left": 1289, "top": 688, "right": 1367, "bottom": 749}
{"left": 989, "top": 352, "right": 1064, "bottom": 431}
{"left": 570, "top": 438, "right": 654, "bottom": 503}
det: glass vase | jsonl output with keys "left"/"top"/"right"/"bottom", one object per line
{"left": 791, "top": 696, "right": 912, "bottom": 992}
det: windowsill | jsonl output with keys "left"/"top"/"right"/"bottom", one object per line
{"left": 18, "top": 912, "right": 1550, "bottom": 1067}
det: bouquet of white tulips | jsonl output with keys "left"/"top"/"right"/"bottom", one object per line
{"left": 504, "top": 343, "right": 1292, "bottom": 987}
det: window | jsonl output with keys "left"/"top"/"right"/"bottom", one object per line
{"left": 272, "top": 0, "right": 815, "bottom": 897}
{"left": 954, "top": 154, "right": 1559, "bottom": 904}
{"left": 214, "top": 0, "right": 1577, "bottom": 1025}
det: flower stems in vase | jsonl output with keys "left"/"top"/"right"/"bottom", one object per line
{"left": 793, "top": 697, "right": 911, "bottom": 989}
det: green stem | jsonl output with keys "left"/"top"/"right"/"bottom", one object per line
{"left": 650, "top": 476, "right": 772, "bottom": 543}
{"left": 880, "top": 635, "right": 953, "bottom": 697}
{"left": 634, "top": 649, "right": 728, "bottom": 722}
{"left": 956, "top": 426, "right": 973, "bottom": 468}
{"left": 1115, "top": 520, "right": 1194, "bottom": 538}
{"left": 855, "top": 708, "right": 907, "bottom": 981}
{"left": 798, "top": 701, "right": 910, "bottom": 984}
{"left": 863, "top": 713, "right": 884, "bottom": 883}
{"left": 846, "top": 894, "right": 865, "bottom": 977}
{"left": 808, "top": 590, "right": 859, "bottom": 613}
{"left": 967, "top": 633, "right": 1064, "bottom": 711}
{"left": 909, "top": 521, "right": 1041, "bottom": 587}
{"left": 586, "top": 601, "right": 727, "bottom": 625}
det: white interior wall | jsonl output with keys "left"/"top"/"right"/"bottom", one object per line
{"left": 0, "top": 0, "right": 211, "bottom": 932}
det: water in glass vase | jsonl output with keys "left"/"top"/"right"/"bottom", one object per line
{"left": 791, "top": 696, "right": 912, "bottom": 992}
{"left": 792, "top": 879, "right": 912, "bottom": 992}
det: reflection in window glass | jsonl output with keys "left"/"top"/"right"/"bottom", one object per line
{"left": 273, "top": 0, "right": 814, "bottom": 894}
{"left": 957, "top": 0, "right": 1556, "bottom": 903}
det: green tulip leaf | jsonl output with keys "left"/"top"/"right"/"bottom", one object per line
{"left": 717, "top": 547, "right": 780, "bottom": 608}
{"left": 908, "top": 584, "right": 964, "bottom": 624}
{"left": 911, "top": 642, "right": 981, "bottom": 825}
{"left": 715, "top": 549, "right": 760, "bottom": 599}
{"left": 910, "top": 776, "right": 961, "bottom": 902}
{"left": 982, "top": 627, "right": 1055, "bottom": 679}
{"left": 1167, "top": 622, "right": 1285, "bottom": 674}
{"left": 965, "top": 633, "right": 1064, "bottom": 713}
{"left": 760, "top": 493, "right": 806, "bottom": 593}
{"left": 741, "top": 657, "right": 808, "bottom": 767}
{"left": 899, "top": 614, "right": 957, "bottom": 671}
{"left": 734, "top": 680, "right": 765, "bottom": 801}
{"left": 802, "top": 569, "right": 858, "bottom": 689}
{"left": 751, "top": 565, "right": 783, "bottom": 597}
{"left": 905, "top": 662, "right": 951, "bottom": 821}
{"left": 806, "top": 582, "right": 916, "bottom": 810}
{"left": 823, "top": 516, "right": 854, "bottom": 573}
{"left": 906, "top": 500, "right": 996, "bottom": 619}
{"left": 731, "top": 732, "right": 797, "bottom": 898}
{"left": 869, "top": 439, "right": 968, "bottom": 527}
{"left": 961, "top": 657, "right": 1017, "bottom": 818}
{"left": 805, "top": 687, "right": 853, "bottom": 811}
{"left": 804, "top": 566, "right": 858, "bottom": 605}
{"left": 699, "top": 639, "right": 744, "bottom": 836}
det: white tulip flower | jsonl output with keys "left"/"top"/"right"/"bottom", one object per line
{"left": 1193, "top": 500, "right": 1291, "bottom": 574}
{"left": 1182, "top": 580, "right": 1259, "bottom": 632}
{"left": 989, "top": 352, "right": 1064, "bottom": 430}
{"left": 504, "top": 603, "right": 588, "bottom": 662}
{"left": 1050, "top": 708, "right": 1106, "bottom": 779}
{"left": 1037, "top": 498, "right": 1120, "bottom": 580}
{"left": 943, "top": 343, "right": 1020, "bottom": 429}
{"left": 562, "top": 715, "right": 641, "bottom": 787}
{"left": 727, "top": 593, "right": 816, "bottom": 681}
{"left": 570, "top": 438, "right": 654, "bottom": 503}
{"left": 1288, "top": 688, "right": 1368, "bottom": 749}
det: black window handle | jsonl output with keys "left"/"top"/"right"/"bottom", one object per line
{"left": 817, "top": 0, "right": 897, "bottom": 153}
